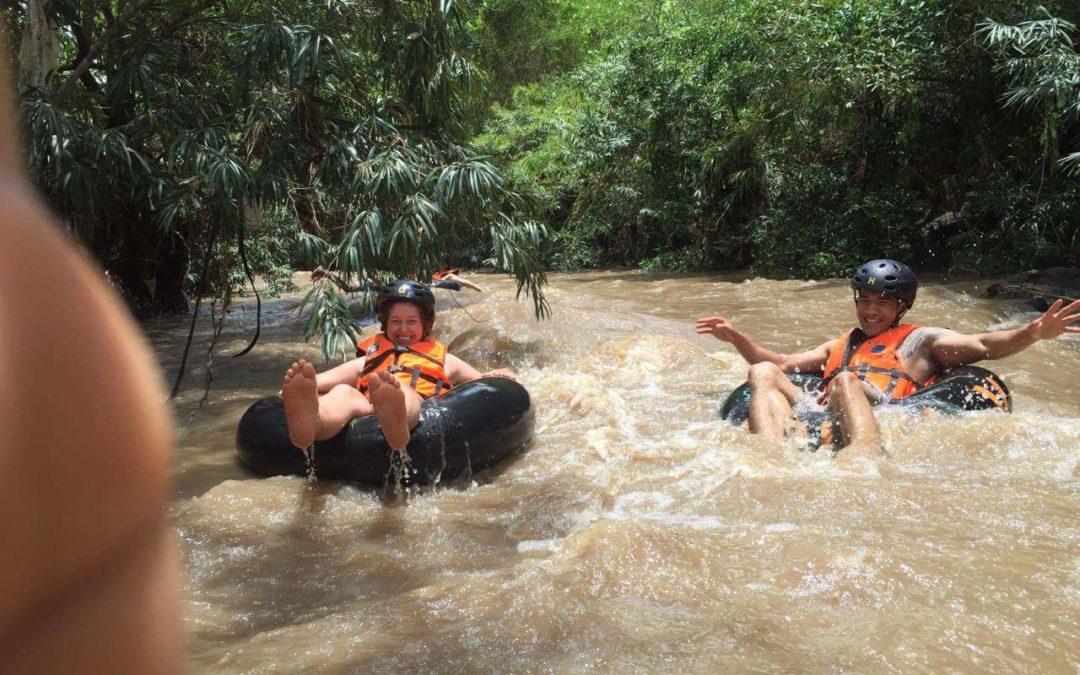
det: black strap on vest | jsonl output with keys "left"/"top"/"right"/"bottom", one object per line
{"left": 819, "top": 328, "right": 923, "bottom": 397}
{"left": 357, "top": 342, "right": 447, "bottom": 395}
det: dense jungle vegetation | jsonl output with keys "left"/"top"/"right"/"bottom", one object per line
{"left": 472, "top": 0, "right": 1080, "bottom": 277}
{"left": 5, "top": 0, "right": 1080, "bottom": 352}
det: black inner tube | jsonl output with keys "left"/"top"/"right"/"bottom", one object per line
{"left": 719, "top": 366, "right": 1012, "bottom": 450}
{"left": 236, "top": 377, "right": 534, "bottom": 487}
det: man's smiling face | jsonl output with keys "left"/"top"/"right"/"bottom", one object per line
{"left": 855, "top": 290, "right": 903, "bottom": 337}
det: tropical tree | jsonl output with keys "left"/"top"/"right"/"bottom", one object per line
{"left": 473, "top": 0, "right": 1080, "bottom": 275}
{"left": 10, "top": 0, "right": 548, "bottom": 363}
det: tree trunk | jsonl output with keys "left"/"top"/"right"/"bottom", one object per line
{"left": 154, "top": 231, "right": 191, "bottom": 314}
{"left": 17, "top": 0, "right": 58, "bottom": 92}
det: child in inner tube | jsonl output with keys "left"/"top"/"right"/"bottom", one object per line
{"left": 281, "top": 280, "right": 515, "bottom": 452}
{"left": 696, "top": 259, "right": 1080, "bottom": 459}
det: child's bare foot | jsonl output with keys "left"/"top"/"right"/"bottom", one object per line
{"left": 282, "top": 359, "right": 319, "bottom": 449}
{"left": 368, "top": 371, "right": 410, "bottom": 451}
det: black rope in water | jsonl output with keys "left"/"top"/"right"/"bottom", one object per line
{"left": 193, "top": 295, "right": 228, "bottom": 414}
{"left": 231, "top": 222, "right": 262, "bottom": 358}
{"left": 449, "top": 287, "right": 488, "bottom": 324}
{"left": 169, "top": 221, "right": 219, "bottom": 400}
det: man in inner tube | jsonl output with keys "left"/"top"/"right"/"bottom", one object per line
{"left": 280, "top": 280, "right": 515, "bottom": 453}
{"left": 697, "top": 259, "right": 1080, "bottom": 457}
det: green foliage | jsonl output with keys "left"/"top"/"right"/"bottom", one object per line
{"left": 981, "top": 10, "right": 1080, "bottom": 174}
{"left": 15, "top": 0, "right": 548, "bottom": 357}
{"left": 473, "top": 0, "right": 1080, "bottom": 276}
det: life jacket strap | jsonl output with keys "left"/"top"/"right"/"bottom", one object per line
{"left": 820, "top": 365, "right": 923, "bottom": 397}
{"left": 357, "top": 339, "right": 448, "bottom": 397}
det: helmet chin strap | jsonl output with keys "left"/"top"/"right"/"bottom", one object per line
{"left": 892, "top": 301, "right": 909, "bottom": 327}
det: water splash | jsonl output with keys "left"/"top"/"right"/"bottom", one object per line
{"left": 382, "top": 449, "right": 416, "bottom": 503}
{"left": 423, "top": 404, "right": 451, "bottom": 486}
{"left": 302, "top": 444, "right": 317, "bottom": 483}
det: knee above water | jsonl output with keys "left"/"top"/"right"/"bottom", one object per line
{"left": 831, "top": 371, "right": 860, "bottom": 390}
{"left": 747, "top": 360, "right": 781, "bottom": 375}
{"left": 747, "top": 361, "right": 782, "bottom": 383}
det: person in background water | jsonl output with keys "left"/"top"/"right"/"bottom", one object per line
{"left": 308, "top": 266, "right": 481, "bottom": 292}
{"left": 281, "top": 280, "right": 514, "bottom": 453}
{"left": 0, "top": 41, "right": 180, "bottom": 673}
{"left": 697, "top": 259, "right": 1080, "bottom": 457}
{"left": 432, "top": 267, "right": 484, "bottom": 292}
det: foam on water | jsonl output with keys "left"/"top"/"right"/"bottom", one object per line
{"left": 165, "top": 271, "right": 1080, "bottom": 673}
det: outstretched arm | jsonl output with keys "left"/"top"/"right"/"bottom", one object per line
{"left": 444, "top": 353, "right": 516, "bottom": 385}
{"left": 442, "top": 272, "right": 484, "bottom": 292}
{"left": 696, "top": 316, "right": 783, "bottom": 364}
{"left": 928, "top": 299, "right": 1080, "bottom": 367}
{"left": 696, "top": 316, "right": 832, "bottom": 373}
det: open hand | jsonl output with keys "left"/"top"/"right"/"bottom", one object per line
{"left": 1028, "top": 299, "right": 1080, "bottom": 340}
{"left": 696, "top": 316, "right": 740, "bottom": 342}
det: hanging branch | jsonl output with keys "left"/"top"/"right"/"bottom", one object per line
{"left": 231, "top": 221, "right": 262, "bottom": 357}
{"left": 194, "top": 293, "right": 230, "bottom": 412}
{"left": 169, "top": 219, "right": 219, "bottom": 400}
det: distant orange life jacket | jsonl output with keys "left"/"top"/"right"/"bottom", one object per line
{"left": 432, "top": 268, "right": 460, "bottom": 282}
{"left": 355, "top": 334, "right": 450, "bottom": 399}
{"left": 820, "top": 324, "right": 926, "bottom": 401}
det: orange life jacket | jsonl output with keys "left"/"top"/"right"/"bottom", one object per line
{"left": 820, "top": 324, "right": 926, "bottom": 401}
{"left": 355, "top": 334, "right": 450, "bottom": 399}
{"left": 432, "top": 268, "right": 460, "bottom": 282}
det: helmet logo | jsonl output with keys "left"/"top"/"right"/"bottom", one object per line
{"left": 398, "top": 284, "right": 409, "bottom": 294}
{"left": 867, "top": 277, "right": 875, "bottom": 286}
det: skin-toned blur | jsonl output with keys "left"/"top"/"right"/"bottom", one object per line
{"left": 0, "top": 36, "right": 180, "bottom": 675}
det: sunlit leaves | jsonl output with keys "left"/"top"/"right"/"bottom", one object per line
{"left": 299, "top": 280, "right": 363, "bottom": 362}
{"left": 982, "top": 12, "right": 1080, "bottom": 179}
{"left": 18, "top": 0, "right": 549, "bottom": 349}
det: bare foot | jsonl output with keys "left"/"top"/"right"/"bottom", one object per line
{"left": 282, "top": 359, "right": 319, "bottom": 449}
{"left": 368, "top": 371, "right": 410, "bottom": 451}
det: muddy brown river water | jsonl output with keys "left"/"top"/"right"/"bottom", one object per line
{"left": 149, "top": 271, "right": 1080, "bottom": 673}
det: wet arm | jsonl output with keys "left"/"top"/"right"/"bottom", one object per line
{"left": 723, "top": 330, "right": 829, "bottom": 373}
{"left": 697, "top": 316, "right": 831, "bottom": 371}
{"left": 444, "top": 353, "right": 516, "bottom": 385}
{"left": 778, "top": 341, "right": 832, "bottom": 375}
{"left": 929, "top": 299, "right": 1080, "bottom": 367}
{"left": 696, "top": 319, "right": 782, "bottom": 364}
{"left": 928, "top": 325, "right": 1039, "bottom": 367}
{"left": 445, "top": 353, "right": 483, "bottom": 385}
{"left": 726, "top": 331, "right": 786, "bottom": 365}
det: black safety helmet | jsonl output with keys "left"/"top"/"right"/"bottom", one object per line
{"left": 376, "top": 279, "right": 436, "bottom": 338}
{"left": 850, "top": 259, "right": 918, "bottom": 308}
